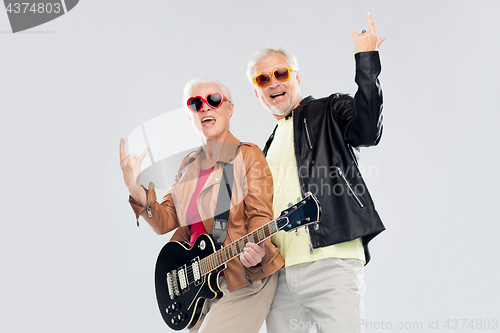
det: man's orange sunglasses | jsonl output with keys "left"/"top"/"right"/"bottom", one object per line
{"left": 252, "top": 67, "right": 294, "bottom": 88}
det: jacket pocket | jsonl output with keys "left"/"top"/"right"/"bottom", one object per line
{"left": 303, "top": 118, "right": 313, "bottom": 149}
{"left": 335, "top": 166, "right": 365, "bottom": 208}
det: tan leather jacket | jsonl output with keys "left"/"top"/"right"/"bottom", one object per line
{"left": 130, "top": 132, "right": 284, "bottom": 292}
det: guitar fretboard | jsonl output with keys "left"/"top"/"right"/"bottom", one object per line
{"left": 199, "top": 219, "right": 279, "bottom": 276}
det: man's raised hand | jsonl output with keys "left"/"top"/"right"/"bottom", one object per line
{"left": 349, "top": 12, "right": 386, "bottom": 53}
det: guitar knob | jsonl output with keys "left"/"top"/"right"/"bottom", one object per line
{"left": 295, "top": 229, "right": 300, "bottom": 236}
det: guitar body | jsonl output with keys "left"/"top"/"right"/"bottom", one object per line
{"left": 153, "top": 193, "right": 321, "bottom": 331}
{"left": 155, "top": 234, "right": 225, "bottom": 331}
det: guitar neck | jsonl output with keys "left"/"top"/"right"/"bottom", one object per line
{"left": 199, "top": 219, "right": 280, "bottom": 276}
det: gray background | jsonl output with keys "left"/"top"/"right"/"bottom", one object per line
{"left": 1, "top": 1, "right": 499, "bottom": 332}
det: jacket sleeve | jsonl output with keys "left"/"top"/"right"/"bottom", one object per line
{"left": 128, "top": 160, "right": 187, "bottom": 235}
{"left": 332, "top": 51, "right": 383, "bottom": 148}
{"left": 239, "top": 144, "right": 279, "bottom": 273}
{"left": 240, "top": 144, "right": 274, "bottom": 233}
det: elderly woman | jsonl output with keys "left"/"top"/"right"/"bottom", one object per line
{"left": 119, "top": 78, "right": 283, "bottom": 333}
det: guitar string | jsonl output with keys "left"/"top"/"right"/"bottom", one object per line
{"left": 167, "top": 199, "right": 314, "bottom": 297}
{"left": 185, "top": 227, "right": 260, "bottom": 282}
{"left": 176, "top": 205, "right": 305, "bottom": 285}
{"left": 178, "top": 220, "right": 281, "bottom": 287}
{"left": 198, "top": 222, "right": 276, "bottom": 276}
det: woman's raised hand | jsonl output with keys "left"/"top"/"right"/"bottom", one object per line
{"left": 119, "top": 138, "right": 148, "bottom": 206}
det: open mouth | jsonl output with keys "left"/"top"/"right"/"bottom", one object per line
{"left": 202, "top": 116, "right": 216, "bottom": 127}
{"left": 271, "top": 92, "right": 286, "bottom": 99}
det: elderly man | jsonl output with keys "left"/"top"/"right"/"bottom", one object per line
{"left": 246, "top": 13, "right": 386, "bottom": 333}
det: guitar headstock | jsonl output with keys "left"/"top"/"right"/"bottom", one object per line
{"left": 276, "top": 192, "right": 321, "bottom": 232}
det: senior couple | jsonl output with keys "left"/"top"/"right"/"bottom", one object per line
{"left": 120, "top": 13, "right": 386, "bottom": 333}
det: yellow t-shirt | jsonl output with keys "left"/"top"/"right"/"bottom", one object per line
{"left": 266, "top": 115, "right": 365, "bottom": 267}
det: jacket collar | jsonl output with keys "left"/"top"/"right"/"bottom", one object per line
{"left": 285, "top": 95, "right": 314, "bottom": 120}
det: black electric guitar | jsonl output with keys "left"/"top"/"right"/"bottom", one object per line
{"left": 154, "top": 192, "right": 321, "bottom": 331}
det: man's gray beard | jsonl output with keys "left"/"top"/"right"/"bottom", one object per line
{"left": 267, "top": 90, "right": 301, "bottom": 117}
{"left": 269, "top": 103, "right": 291, "bottom": 117}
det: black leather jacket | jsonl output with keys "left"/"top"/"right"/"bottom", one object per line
{"left": 263, "top": 51, "right": 385, "bottom": 264}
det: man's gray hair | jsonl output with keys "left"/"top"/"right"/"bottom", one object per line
{"left": 183, "top": 77, "right": 233, "bottom": 110}
{"left": 246, "top": 48, "right": 299, "bottom": 83}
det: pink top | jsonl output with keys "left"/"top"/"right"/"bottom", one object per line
{"left": 187, "top": 167, "right": 213, "bottom": 247}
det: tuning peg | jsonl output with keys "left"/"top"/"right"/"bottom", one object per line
{"left": 304, "top": 226, "right": 309, "bottom": 233}
{"left": 295, "top": 229, "right": 300, "bottom": 236}
{"left": 314, "top": 223, "right": 319, "bottom": 230}
{"left": 288, "top": 202, "right": 294, "bottom": 208}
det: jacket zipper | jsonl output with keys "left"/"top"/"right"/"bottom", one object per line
{"left": 136, "top": 186, "right": 152, "bottom": 226}
{"left": 146, "top": 184, "right": 153, "bottom": 217}
{"left": 336, "top": 166, "right": 365, "bottom": 208}
{"left": 303, "top": 118, "right": 313, "bottom": 149}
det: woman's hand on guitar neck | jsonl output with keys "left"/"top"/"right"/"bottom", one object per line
{"left": 239, "top": 242, "right": 266, "bottom": 268}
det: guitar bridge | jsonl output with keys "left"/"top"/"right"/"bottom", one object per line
{"left": 166, "top": 272, "right": 175, "bottom": 299}
{"left": 167, "top": 270, "right": 181, "bottom": 299}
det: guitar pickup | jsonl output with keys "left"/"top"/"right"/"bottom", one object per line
{"left": 177, "top": 266, "right": 188, "bottom": 293}
{"left": 191, "top": 259, "right": 201, "bottom": 285}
